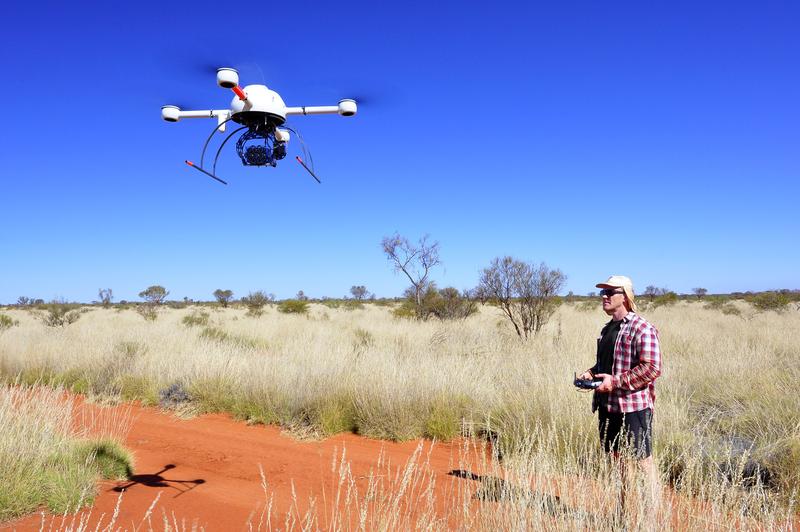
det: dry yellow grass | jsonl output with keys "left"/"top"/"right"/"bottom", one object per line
{"left": 0, "top": 300, "right": 797, "bottom": 528}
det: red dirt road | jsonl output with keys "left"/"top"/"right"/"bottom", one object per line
{"left": 3, "top": 400, "right": 486, "bottom": 530}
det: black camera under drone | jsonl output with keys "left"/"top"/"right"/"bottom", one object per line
{"left": 236, "top": 128, "right": 287, "bottom": 167}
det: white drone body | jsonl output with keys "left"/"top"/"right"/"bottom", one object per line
{"left": 161, "top": 68, "right": 357, "bottom": 184}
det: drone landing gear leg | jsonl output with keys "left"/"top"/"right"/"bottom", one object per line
{"left": 185, "top": 160, "right": 228, "bottom": 185}
{"left": 295, "top": 156, "right": 321, "bottom": 184}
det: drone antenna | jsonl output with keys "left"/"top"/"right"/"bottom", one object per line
{"left": 185, "top": 160, "right": 228, "bottom": 185}
{"left": 296, "top": 156, "right": 321, "bottom": 184}
{"left": 231, "top": 86, "right": 247, "bottom": 101}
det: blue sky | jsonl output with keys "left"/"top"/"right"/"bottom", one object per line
{"left": 1, "top": 0, "right": 797, "bottom": 303}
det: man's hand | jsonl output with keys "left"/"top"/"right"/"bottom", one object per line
{"left": 578, "top": 370, "right": 593, "bottom": 381}
{"left": 593, "top": 373, "right": 615, "bottom": 393}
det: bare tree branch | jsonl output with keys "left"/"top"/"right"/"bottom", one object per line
{"left": 381, "top": 233, "right": 441, "bottom": 312}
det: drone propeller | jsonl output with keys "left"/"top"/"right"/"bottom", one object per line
{"left": 193, "top": 61, "right": 267, "bottom": 84}
{"left": 345, "top": 94, "right": 375, "bottom": 107}
{"left": 163, "top": 103, "right": 208, "bottom": 111}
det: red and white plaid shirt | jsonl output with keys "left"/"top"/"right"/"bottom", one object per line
{"left": 592, "top": 311, "right": 662, "bottom": 414}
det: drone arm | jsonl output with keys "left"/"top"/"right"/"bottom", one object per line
{"left": 285, "top": 106, "right": 339, "bottom": 116}
{"left": 285, "top": 100, "right": 357, "bottom": 117}
{"left": 176, "top": 110, "right": 230, "bottom": 120}
{"left": 161, "top": 108, "right": 231, "bottom": 131}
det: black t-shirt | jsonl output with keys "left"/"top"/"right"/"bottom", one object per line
{"left": 596, "top": 319, "right": 622, "bottom": 376}
{"left": 594, "top": 319, "right": 622, "bottom": 409}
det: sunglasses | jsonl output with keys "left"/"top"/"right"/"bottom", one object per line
{"left": 599, "top": 288, "right": 625, "bottom": 297}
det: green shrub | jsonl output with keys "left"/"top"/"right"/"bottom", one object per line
{"left": 0, "top": 313, "right": 18, "bottom": 332}
{"left": 428, "top": 287, "right": 478, "bottom": 320}
{"left": 653, "top": 291, "right": 679, "bottom": 308}
{"left": 39, "top": 302, "right": 82, "bottom": 327}
{"left": 391, "top": 302, "right": 418, "bottom": 320}
{"left": 135, "top": 304, "right": 159, "bottom": 321}
{"left": 721, "top": 303, "right": 742, "bottom": 316}
{"left": 182, "top": 310, "right": 210, "bottom": 327}
{"left": 704, "top": 298, "right": 741, "bottom": 316}
{"left": 343, "top": 300, "right": 364, "bottom": 311}
{"left": 278, "top": 299, "right": 309, "bottom": 314}
{"left": 392, "top": 285, "right": 476, "bottom": 321}
{"left": 749, "top": 291, "right": 790, "bottom": 313}
{"left": 320, "top": 299, "right": 342, "bottom": 309}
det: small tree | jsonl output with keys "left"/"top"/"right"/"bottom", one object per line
{"left": 381, "top": 233, "right": 441, "bottom": 315}
{"left": 692, "top": 287, "right": 708, "bottom": 299}
{"left": 241, "top": 291, "right": 270, "bottom": 317}
{"left": 643, "top": 286, "right": 672, "bottom": 302}
{"left": 296, "top": 290, "right": 309, "bottom": 301}
{"left": 350, "top": 285, "right": 369, "bottom": 301}
{"left": 98, "top": 288, "right": 113, "bottom": 308}
{"left": 139, "top": 285, "right": 169, "bottom": 305}
{"left": 213, "top": 289, "right": 234, "bottom": 308}
{"left": 477, "top": 257, "right": 566, "bottom": 340}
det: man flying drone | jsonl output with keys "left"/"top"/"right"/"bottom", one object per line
{"left": 161, "top": 67, "right": 357, "bottom": 185}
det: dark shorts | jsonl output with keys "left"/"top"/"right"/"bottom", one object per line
{"left": 598, "top": 408, "right": 653, "bottom": 459}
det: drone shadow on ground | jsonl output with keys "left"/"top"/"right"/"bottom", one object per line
{"left": 111, "top": 464, "right": 206, "bottom": 498}
{"left": 448, "top": 469, "right": 594, "bottom": 523}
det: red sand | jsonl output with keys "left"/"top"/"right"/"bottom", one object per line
{"left": 2, "top": 399, "right": 488, "bottom": 530}
{"left": 3, "top": 398, "right": 796, "bottom": 531}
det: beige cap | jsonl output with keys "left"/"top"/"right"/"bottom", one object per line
{"left": 596, "top": 275, "right": 638, "bottom": 313}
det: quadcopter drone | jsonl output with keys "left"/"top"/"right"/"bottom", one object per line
{"left": 161, "top": 67, "right": 357, "bottom": 184}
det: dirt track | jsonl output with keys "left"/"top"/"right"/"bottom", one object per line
{"left": 3, "top": 400, "right": 483, "bottom": 530}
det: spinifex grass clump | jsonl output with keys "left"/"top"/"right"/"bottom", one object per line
{"left": 0, "top": 384, "right": 133, "bottom": 520}
{"left": 182, "top": 310, "right": 210, "bottom": 327}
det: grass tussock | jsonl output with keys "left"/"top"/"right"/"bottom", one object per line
{"left": 0, "top": 384, "right": 133, "bottom": 521}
